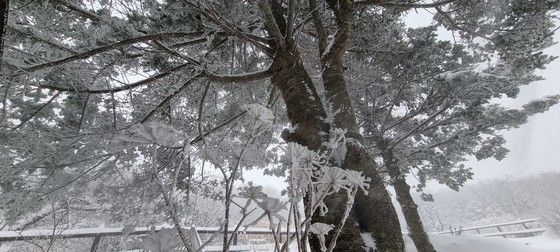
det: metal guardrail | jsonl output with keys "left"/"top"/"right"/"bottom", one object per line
{"left": 1, "top": 218, "right": 546, "bottom": 251}
{"left": 0, "top": 226, "right": 289, "bottom": 251}
{"left": 432, "top": 218, "right": 546, "bottom": 238}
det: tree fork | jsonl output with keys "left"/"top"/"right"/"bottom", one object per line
{"left": 261, "top": 0, "right": 404, "bottom": 249}
{"left": 271, "top": 48, "right": 366, "bottom": 251}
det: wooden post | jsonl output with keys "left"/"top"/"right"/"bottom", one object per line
{"left": 89, "top": 235, "right": 101, "bottom": 252}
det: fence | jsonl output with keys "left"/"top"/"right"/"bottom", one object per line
{"left": 0, "top": 226, "right": 287, "bottom": 252}
{"left": 1, "top": 218, "right": 547, "bottom": 251}
{"left": 432, "top": 218, "right": 546, "bottom": 238}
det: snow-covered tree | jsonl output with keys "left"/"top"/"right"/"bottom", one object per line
{"left": 0, "top": 0, "right": 559, "bottom": 251}
{"left": 348, "top": 7, "right": 559, "bottom": 251}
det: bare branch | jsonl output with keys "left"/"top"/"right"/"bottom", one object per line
{"left": 197, "top": 81, "right": 211, "bottom": 145}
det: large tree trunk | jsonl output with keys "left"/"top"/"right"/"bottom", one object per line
{"left": 263, "top": 0, "right": 404, "bottom": 250}
{"left": 380, "top": 141, "right": 436, "bottom": 252}
{"left": 319, "top": 1, "right": 405, "bottom": 251}
{"left": 320, "top": 38, "right": 405, "bottom": 252}
{"left": 270, "top": 37, "right": 405, "bottom": 252}
{"left": 272, "top": 49, "right": 365, "bottom": 251}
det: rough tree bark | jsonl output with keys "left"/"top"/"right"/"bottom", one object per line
{"left": 272, "top": 47, "right": 366, "bottom": 252}
{"left": 0, "top": 0, "right": 9, "bottom": 67}
{"left": 262, "top": 0, "right": 405, "bottom": 250}
{"left": 318, "top": 1, "right": 405, "bottom": 251}
{"left": 379, "top": 139, "right": 436, "bottom": 252}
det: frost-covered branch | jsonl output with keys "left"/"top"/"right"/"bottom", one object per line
{"left": 11, "top": 91, "right": 60, "bottom": 131}
{"left": 357, "top": 0, "right": 456, "bottom": 9}
{"left": 39, "top": 63, "right": 193, "bottom": 93}
{"left": 22, "top": 32, "right": 202, "bottom": 74}
{"left": 141, "top": 73, "right": 204, "bottom": 123}
{"left": 204, "top": 67, "right": 274, "bottom": 83}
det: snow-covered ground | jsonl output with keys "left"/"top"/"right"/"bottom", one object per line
{"left": 403, "top": 233, "right": 560, "bottom": 252}
{"left": 1, "top": 233, "right": 558, "bottom": 251}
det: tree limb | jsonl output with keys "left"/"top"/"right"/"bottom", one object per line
{"left": 357, "top": 0, "right": 456, "bottom": 9}
{"left": 204, "top": 67, "right": 274, "bottom": 83}
{"left": 39, "top": 63, "right": 193, "bottom": 93}
{"left": 141, "top": 73, "right": 203, "bottom": 123}
{"left": 389, "top": 102, "right": 451, "bottom": 149}
{"left": 286, "top": 0, "right": 298, "bottom": 40}
{"left": 23, "top": 32, "right": 203, "bottom": 73}
{"left": 197, "top": 81, "right": 211, "bottom": 145}
{"left": 308, "top": 0, "right": 327, "bottom": 54}
{"left": 11, "top": 91, "right": 61, "bottom": 131}
{"left": 257, "top": 0, "right": 286, "bottom": 50}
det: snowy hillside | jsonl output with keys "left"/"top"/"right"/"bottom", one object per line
{"left": 403, "top": 234, "right": 560, "bottom": 252}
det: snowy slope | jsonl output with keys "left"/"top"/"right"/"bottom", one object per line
{"left": 403, "top": 234, "right": 560, "bottom": 252}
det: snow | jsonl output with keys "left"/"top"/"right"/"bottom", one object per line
{"left": 516, "top": 233, "right": 560, "bottom": 251}
{"left": 2, "top": 228, "right": 559, "bottom": 251}
{"left": 242, "top": 103, "right": 274, "bottom": 127}
{"left": 402, "top": 234, "right": 560, "bottom": 252}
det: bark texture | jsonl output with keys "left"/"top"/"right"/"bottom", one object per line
{"left": 319, "top": 1, "right": 405, "bottom": 251}
{"left": 380, "top": 140, "right": 436, "bottom": 252}
{"left": 0, "top": 0, "right": 9, "bottom": 66}
{"left": 271, "top": 49, "right": 366, "bottom": 251}
{"left": 263, "top": 0, "right": 405, "bottom": 250}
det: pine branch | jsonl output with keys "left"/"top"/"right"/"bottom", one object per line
{"left": 357, "top": 0, "right": 457, "bottom": 9}
{"left": 40, "top": 63, "right": 193, "bottom": 93}
{"left": 141, "top": 73, "right": 203, "bottom": 123}
{"left": 204, "top": 67, "right": 274, "bottom": 83}
{"left": 11, "top": 91, "right": 61, "bottom": 131}
{"left": 389, "top": 102, "right": 451, "bottom": 149}
{"left": 23, "top": 32, "right": 202, "bottom": 74}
